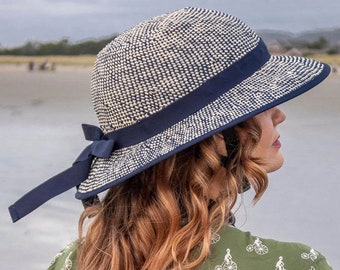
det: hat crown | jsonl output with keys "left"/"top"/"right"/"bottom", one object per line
{"left": 91, "top": 7, "right": 260, "bottom": 133}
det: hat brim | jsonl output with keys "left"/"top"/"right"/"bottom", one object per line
{"left": 77, "top": 55, "right": 330, "bottom": 199}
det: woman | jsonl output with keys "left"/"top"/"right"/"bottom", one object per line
{"left": 9, "top": 7, "right": 332, "bottom": 269}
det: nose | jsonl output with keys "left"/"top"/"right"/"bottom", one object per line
{"left": 273, "top": 107, "right": 286, "bottom": 125}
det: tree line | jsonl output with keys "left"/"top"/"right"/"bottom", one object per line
{"left": 1, "top": 35, "right": 338, "bottom": 56}
{"left": 0, "top": 35, "right": 117, "bottom": 55}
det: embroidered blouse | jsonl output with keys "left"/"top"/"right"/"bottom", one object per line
{"left": 196, "top": 226, "right": 332, "bottom": 270}
{"left": 48, "top": 226, "right": 332, "bottom": 270}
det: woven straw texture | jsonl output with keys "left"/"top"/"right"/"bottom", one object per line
{"left": 91, "top": 8, "right": 258, "bottom": 133}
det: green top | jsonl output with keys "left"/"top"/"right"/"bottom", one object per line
{"left": 48, "top": 226, "right": 332, "bottom": 270}
{"left": 196, "top": 226, "right": 332, "bottom": 270}
{"left": 48, "top": 241, "right": 77, "bottom": 270}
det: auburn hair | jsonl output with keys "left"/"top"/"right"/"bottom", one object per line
{"left": 77, "top": 117, "right": 268, "bottom": 270}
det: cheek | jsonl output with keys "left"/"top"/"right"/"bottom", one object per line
{"left": 251, "top": 132, "right": 272, "bottom": 159}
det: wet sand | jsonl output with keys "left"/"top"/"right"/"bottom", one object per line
{"left": 0, "top": 65, "right": 339, "bottom": 269}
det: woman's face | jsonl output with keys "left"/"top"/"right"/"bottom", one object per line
{"left": 250, "top": 107, "right": 286, "bottom": 173}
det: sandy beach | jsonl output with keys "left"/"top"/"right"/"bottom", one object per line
{"left": 0, "top": 65, "right": 339, "bottom": 269}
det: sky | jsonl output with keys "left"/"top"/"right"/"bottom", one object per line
{"left": 1, "top": 0, "right": 340, "bottom": 48}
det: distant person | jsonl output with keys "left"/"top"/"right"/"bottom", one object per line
{"left": 332, "top": 64, "right": 338, "bottom": 74}
{"left": 39, "top": 61, "right": 47, "bottom": 70}
{"left": 28, "top": 61, "right": 35, "bottom": 71}
{"left": 9, "top": 7, "right": 332, "bottom": 270}
{"left": 39, "top": 59, "right": 51, "bottom": 71}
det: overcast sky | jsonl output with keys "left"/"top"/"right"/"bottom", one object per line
{"left": 1, "top": 0, "right": 340, "bottom": 47}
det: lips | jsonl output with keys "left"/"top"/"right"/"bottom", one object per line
{"left": 273, "top": 136, "right": 281, "bottom": 148}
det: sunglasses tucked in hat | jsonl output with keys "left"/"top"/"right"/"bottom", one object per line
{"left": 9, "top": 7, "right": 330, "bottom": 222}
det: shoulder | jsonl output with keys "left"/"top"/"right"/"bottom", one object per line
{"left": 47, "top": 241, "right": 78, "bottom": 270}
{"left": 197, "top": 225, "right": 333, "bottom": 270}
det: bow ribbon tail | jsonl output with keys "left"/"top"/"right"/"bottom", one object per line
{"left": 8, "top": 124, "right": 115, "bottom": 223}
{"left": 8, "top": 157, "right": 93, "bottom": 223}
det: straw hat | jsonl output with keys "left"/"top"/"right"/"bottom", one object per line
{"left": 9, "top": 7, "right": 330, "bottom": 222}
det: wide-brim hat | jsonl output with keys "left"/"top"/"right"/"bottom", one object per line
{"left": 9, "top": 7, "right": 330, "bottom": 222}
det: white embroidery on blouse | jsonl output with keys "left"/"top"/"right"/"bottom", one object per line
{"left": 301, "top": 248, "right": 319, "bottom": 262}
{"left": 211, "top": 233, "right": 221, "bottom": 244}
{"left": 275, "top": 256, "right": 286, "bottom": 270}
{"left": 214, "top": 248, "right": 238, "bottom": 270}
{"left": 49, "top": 242, "right": 74, "bottom": 267}
{"left": 50, "top": 252, "right": 63, "bottom": 266}
{"left": 309, "top": 266, "right": 316, "bottom": 270}
{"left": 246, "top": 237, "right": 269, "bottom": 255}
{"left": 61, "top": 257, "right": 73, "bottom": 270}
{"left": 64, "top": 243, "right": 76, "bottom": 270}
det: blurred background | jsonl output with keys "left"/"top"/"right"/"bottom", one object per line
{"left": 1, "top": 0, "right": 339, "bottom": 269}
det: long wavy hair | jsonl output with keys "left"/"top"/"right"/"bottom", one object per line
{"left": 77, "top": 117, "right": 268, "bottom": 270}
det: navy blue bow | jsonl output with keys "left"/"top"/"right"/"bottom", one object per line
{"left": 76, "top": 124, "right": 115, "bottom": 162}
{"left": 8, "top": 124, "right": 115, "bottom": 223}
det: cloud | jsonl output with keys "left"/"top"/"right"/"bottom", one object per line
{"left": 0, "top": 0, "right": 108, "bottom": 16}
{"left": 1, "top": 0, "right": 340, "bottom": 47}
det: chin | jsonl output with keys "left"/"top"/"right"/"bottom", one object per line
{"left": 265, "top": 155, "right": 284, "bottom": 173}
